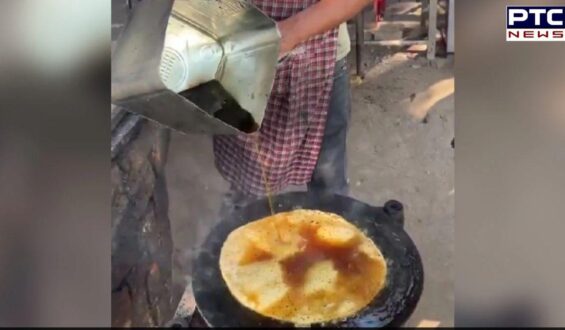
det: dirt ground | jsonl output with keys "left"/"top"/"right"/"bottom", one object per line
{"left": 166, "top": 51, "right": 454, "bottom": 327}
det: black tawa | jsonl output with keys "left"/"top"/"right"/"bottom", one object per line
{"left": 192, "top": 192, "right": 424, "bottom": 327}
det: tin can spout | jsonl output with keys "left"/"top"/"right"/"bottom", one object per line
{"left": 111, "top": 0, "right": 279, "bottom": 135}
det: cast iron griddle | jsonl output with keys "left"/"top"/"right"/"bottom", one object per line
{"left": 192, "top": 192, "right": 424, "bottom": 327}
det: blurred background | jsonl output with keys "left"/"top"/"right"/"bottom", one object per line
{"left": 455, "top": 0, "right": 565, "bottom": 327}
{"left": 0, "top": 0, "right": 110, "bottom": 326}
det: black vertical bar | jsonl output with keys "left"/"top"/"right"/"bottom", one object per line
{"left": 355, "top": 11, "right": 365, "bottom": 78}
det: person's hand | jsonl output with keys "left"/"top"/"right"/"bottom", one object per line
{"left": 276, "top": 19, "right": 301, "bottom": 59}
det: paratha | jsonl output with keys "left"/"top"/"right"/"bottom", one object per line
{"left": 219, "top": 209, "right": 387, "bottom": 325}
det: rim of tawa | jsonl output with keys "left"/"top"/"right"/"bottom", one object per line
{"left": 192, "top": 192, "right": 424, "bottom": 328}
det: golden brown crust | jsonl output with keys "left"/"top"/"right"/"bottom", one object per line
{"left": 219, "top": 210, "right": 387, "bottom": 325}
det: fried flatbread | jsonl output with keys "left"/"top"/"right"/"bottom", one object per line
{"left": 219, "top": 210, "right": 387, "bottom": 325}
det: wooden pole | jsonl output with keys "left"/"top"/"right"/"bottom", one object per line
{"left": 427, "top": 0, "right": 438, "bottom": 60}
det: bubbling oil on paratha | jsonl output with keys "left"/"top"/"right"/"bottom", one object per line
{"left": 219, "top": 210, "right": 387, "bottom": 325}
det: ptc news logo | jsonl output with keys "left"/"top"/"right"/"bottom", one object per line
{"left": 507, "top": 6, "right": 565, "bottom": 41}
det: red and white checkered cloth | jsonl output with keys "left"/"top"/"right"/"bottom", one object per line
{"left": 213, "top": 0, "right": 338, "bottom": 196}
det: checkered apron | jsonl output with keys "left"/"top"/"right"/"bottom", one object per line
{"left": 213, "top": 0, "right": 338, "bottom": 196}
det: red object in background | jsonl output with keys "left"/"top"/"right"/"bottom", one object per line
{"left": 374, "top": 0, "right": 386, "bottom": 23}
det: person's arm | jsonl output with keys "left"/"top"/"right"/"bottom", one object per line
{"left": 277, "top": 0, "right": 372, "bottom": 57}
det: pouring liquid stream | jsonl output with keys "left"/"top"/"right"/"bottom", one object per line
{"left": 253, "top": 134, "right": 298, "bottom": 312}
{"left": 252, "top": 135, "right": 277, "bottom": 217}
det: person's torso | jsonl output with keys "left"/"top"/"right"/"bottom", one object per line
{"left": 250, "top": 0, "right": 319, "bottom": 20}
{"left": 336, "top": 22, "right": 351, "bottom": 61}
{"left": 251, "top": 1, "right": 350, "bottom": 61}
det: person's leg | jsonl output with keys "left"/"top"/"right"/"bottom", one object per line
{"left": 308, "top": 58, "right": 352, "bottom": 196}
